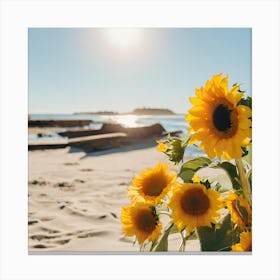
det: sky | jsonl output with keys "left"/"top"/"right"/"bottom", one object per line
{"left": 28, "top": 28, "right": 251, "bottom": 114}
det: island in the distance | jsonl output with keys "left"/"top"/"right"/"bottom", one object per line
{"left": 131, "top": 108, "right": 175, "bottom": 115}
{"left": 74, "top": 108, "right": 176, "bottom": 115}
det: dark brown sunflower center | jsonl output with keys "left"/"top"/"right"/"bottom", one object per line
{"left": 213, "top": 104, "right": 232, "bottom": 132}
{"left": 137, "top": 211, "right": 157, "bottom": 233}
{"left": 144, "top": 184, "right": 163, "bottom": 196}
{"left": 181, "top": 188, "right": 210, "bottom": 215}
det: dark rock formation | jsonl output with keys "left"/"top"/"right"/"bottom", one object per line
{"left": 59, "top": 123, "right": 166, "bottom": 139}
{"left": 28, "top": 119, "right": 93, "bottom": 128}
{"left": 68, "top": 132, "right": 128, "bottom": 152}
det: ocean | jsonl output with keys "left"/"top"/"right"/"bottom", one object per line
{"left": 30, "top": 114, "right": 188, "bottom": 134}
{"left": 29, "top": 114, "right": 204, "bottom": 156}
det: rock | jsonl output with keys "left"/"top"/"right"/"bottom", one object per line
{"left": 59, "top": 123, "right": 166, "bottom": 139}
{"left": 126, "top": 123, "right": 165, "bottom": 138}
{"left": 28, "top": 119, "right": 93, "bottom": 128}
{"left": 68, "top": 132, "right": 128, "bottom": 152}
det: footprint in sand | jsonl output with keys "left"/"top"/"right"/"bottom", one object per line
{"left": 74, "top": 179, "right": 85, "bottom": 183}
{"left": 54, "top": 182, "right": 74, "bottom": 188}
{"left": 99, "top": 215, "right": 107, "bottom": 219}
{"left": 79, "top": 168, "right": 94, "bottom": 172}
{"left": 29, "top": 179, "right": 47, "bottom": 186}
{"left": 63, "top": 162, "right": 79, "bottom": 166}
{"left": 110, "top": 212, "right": 117, "bottom": 218}
{"left": 28, "top": 220, "right": 38, "bottom": 225}
{"left": 54, "top": 239, "right": 70, "bottom": 245}
{"left": 77, "top": 230, "right": 110, "bottom": 238}
{"left": 118, "top": 182, "right": 128, "bottom": 186}
{"left": 119, "top": 236, "right": 134, "bottom": 243}
{"left": 33, "top": 244, "right": 50, "bottom": 249}
{"left": 40, "top": 217, "right": 55, "bottom": 222}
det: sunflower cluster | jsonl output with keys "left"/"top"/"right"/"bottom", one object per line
{"left": 121, "top": 74, "right": 252, "bottom": 252}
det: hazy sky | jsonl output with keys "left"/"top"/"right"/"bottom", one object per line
{"left": 29, "top": 28, "right": 251, "bottom": 114}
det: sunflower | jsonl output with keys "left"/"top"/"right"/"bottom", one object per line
{"left": 226, "top": 191, "right": 252, "bottom": 229}
{"left": 232, "top": 231, "right": 252, "bottom": 252}
{"left": 156, "top": 141, "right": 167, "bottom": 152}
{"left": 168, "top": 183, "right": 224, "bottom": 232}
{"left": 186, "top": 74, "right": 252, "bottom": 160}
{"left": 121, "top": 201, "right": 162, "bottom": 244}
{"left": 128, "top": 162, "right": 176, "bottom": 204}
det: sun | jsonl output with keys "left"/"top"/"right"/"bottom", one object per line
{"left": 105, "top": 28, "right": 143, "bottom": 50}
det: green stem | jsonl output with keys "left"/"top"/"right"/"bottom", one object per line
{"left": 179, "top": 231, "right": 186, "bottom": 252}
{"left": 179, "top": 231, "right": 195, "bottom": 252}
{"left": 235, "top": 158, "right": 251, "bottom": 206}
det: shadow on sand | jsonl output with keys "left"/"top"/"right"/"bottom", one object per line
{"left": 68, "top": 142, "right": 157, "bottom": 160}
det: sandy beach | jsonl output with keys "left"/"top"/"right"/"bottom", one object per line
{"left": 28, "top": 144, "right": 201, "bottom": 252}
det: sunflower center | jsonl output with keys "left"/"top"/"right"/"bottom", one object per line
{"left": 137, "top": 211, "right": 157, "bottom": 233}
{"left": 213, "top": 105, "right": 232, "bottom": 132}
{"left": 181, "top": 188, "right": 210, "bottom": 215}
{"left": 144, "top": 184, "right": 163, "bottom": 196}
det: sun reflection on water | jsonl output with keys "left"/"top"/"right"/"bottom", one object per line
{"left": 111, "top": 115, "right": 139, "bottom": 127}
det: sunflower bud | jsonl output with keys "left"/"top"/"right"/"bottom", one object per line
{"left": 163, "top": 136, "right": 188, "bottom": 164}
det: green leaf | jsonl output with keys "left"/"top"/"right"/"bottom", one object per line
{"left": 178, "top": 157, "right": 211, "bottom": 183}
{"left": 181, "top": 134, "right": 191, "bottom": 148}
{"left": 152, "top": 224, "right": 173, "bottom": 252}
{"left": 237, "top": 96, "right": 252, "bottom": 109}
{"left": 179, "top": 169, "right": 195, "bottom": 183}
{"left": 215, "top": 162, "right": 241, "bottom": 190}
{"left": 181, "top": 157, "right": 211, "bottom": 170}
{"left": 197, "top": 214, "right": 240, "bottom": 251}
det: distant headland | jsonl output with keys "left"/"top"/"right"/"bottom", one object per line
{"left": 74, "top": 108, "right": 176, "bottom": 115}
{"left": 131, "top": 108, "right": 175, "bottom": 115}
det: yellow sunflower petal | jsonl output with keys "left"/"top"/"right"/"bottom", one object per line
{"left": 121, "top": 201, "right": 162, "bottom": 244}
{"left": 168, "top": 183, "right": 224, "bottom": 233}
{"left": 185, "top": 74, "right": 252, "bottom": 160}
{"left": 232, "top": 231, "right": 252, "bottom": 252}
{"left": 128, "top": 162, "right": 176, "bottom": 204}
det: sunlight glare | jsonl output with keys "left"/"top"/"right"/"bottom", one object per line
{"left": 105, "top": 29, "right": 143, "bottom": 50}
{"left": 113, "top": 115, "right": 138, "bottom": 128}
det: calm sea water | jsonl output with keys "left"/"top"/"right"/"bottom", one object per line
{"left": 30, "top": 113, "right": 188, "bottom": 132}
{"left": 29, "top": 114, "right": 204, "bottom": 156}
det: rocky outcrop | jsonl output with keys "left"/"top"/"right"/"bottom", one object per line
{"left": 68, "top": 133, "right": 128, "bottom": 152}
{"left": 28, "top": 119, "right": 93, "bottom": 128}
{"left": 29, "top": 123, "right": 182, "bottom": 152}
{"left": 59, "top": 123, "right": 166, "bottom": 139}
